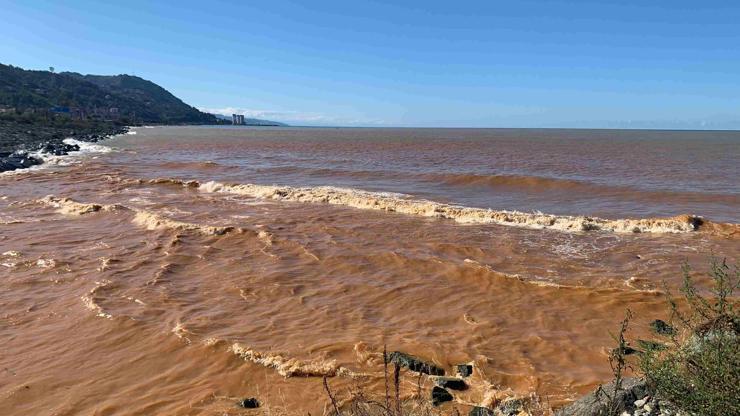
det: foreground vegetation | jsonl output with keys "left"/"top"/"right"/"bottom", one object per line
{"left": 637, "top": 258, "right": 739, "bottom": 416}
{"left": 595, "top": 258, "right": 738, "bottom": 416}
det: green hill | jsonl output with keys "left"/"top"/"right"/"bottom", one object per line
{"left": 0, "top": 63, "right": 218, "bottom": 124}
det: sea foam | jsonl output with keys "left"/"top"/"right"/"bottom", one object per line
{"left": 231, "top": 343, "right": 355, "bottom": 378}
{"left": 37, "top": 195, "right": 243, "bottom": 236}
{"left": 195, "top": 180, "right": 703, "bottom": 234}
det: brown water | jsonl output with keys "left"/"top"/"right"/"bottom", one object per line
{"left": 1, "top": 126, "right": 738, "bottom": 415}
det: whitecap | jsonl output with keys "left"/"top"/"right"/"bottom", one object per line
{"left": 196, "top": 180, "right": 702, "bottom": 234}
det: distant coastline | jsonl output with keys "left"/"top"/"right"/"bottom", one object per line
{"left": 0, "top": 62, "right": 285, "bottom": 172}
{"left": 213, "top": 113, "right": 288, "bottom": 126}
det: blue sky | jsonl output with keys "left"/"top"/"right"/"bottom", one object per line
{"left": 1, "top": 0, "right": 739, "bottom": 128}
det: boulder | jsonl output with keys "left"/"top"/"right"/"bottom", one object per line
{"left": 435, "top": 377, "right": 467, "bottom": 391}
{"left": 650, "top": 320, "right": 676, "bottom": 336}
{"left": 238, "top": 398, "right": 259, "bottom": 408}
{"left": 389, "top": 351, "right": 445, "bottom": 376}
{"left": 469, "top": 406, "right": 494, "bottom": 416}
{"left": 496, "top": 398, "right": 525, "bottom": 416}
{"left": 38, "top": 142, "right": 79, "bottom": 156}
{"left": 457, "top": 364, "right": 473, "bottom": 377}
{"left": 431, "top": 386, "right": 453, "bottom": 406}
{"left": 555, "top": 378, "right": 650, "bottom": 416}
{"left": 613, "top": 345, "right": 640, "bottom": 356}
{"left": 0, "top": 153, "right": 43, "bottom": 172}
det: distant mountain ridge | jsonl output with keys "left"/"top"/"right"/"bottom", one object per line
{"left": 0, "top": 63, "right": 216, "bottom": 124}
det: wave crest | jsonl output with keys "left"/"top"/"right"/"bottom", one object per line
{"left": 131, "top": 210, "right": 238, "bottom": 235}
{"left": 197, "top": 180, "right": 703, "bottom": 234}
{"left": 147, "top": 178, "right": 200, "bottom": 188}
{"left": 38, "top": 195, "right": 123, "bottom": 216}
{"left": 231, "top": 343, "right": 355, "bottom": 378}
{"left": 38, "top": 195, "right": 241, "bottom": 236}
{"left": 81, "top": 280, "right": 113, "bottom": 319}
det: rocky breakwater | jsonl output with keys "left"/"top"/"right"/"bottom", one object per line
{"left": 0, "top": 121, "right": 128, "bottom": 172}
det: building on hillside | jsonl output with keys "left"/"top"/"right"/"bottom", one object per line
{"left": 232, "top": 114, "right": 245, "bottom": 125}
{"left": 69, "top": 107, "right": 88, "bottom": 120}
{"left": 50, "top": 106, "right": 70, "bottom": 115}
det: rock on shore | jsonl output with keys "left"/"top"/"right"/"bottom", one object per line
{"left": 555, "top": 378, "right": 687, "bottom": 416}
{"left": 389, "top": 351, "right": 446, "bottom": 376}
{"left": 0, "top": 121, "right": 127, "bottom": 172}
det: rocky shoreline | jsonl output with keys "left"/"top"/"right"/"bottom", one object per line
{"left": 310, "top": 350, "right": 692, "bottom": 416}
{"left": 0, "top": 121, "right": 128, "bottom": 172}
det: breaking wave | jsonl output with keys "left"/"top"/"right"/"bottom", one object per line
{"left": 62, "top": 138, "right": 113, "bottom": 155}
{"left": 81, "top": 280, "right": 113, "bottom": 319}
{"left": 147, "top": 177, "right": 201, "bottom": 188}
{"left": 0, "top": 134, "right": 119, "bottom": 176}
{"left": 131, "top": 210, "right": 238, "bottom": 236}
{"left": 236, "top": 168, "right": 739, "bottom": 207}
{"left": 231, "top": 343, "right": 356, "bottom": 378}
{"left": 193, "top": 180, "right": 703, "bottom": 234}
{"left": 38, "top": 195, "right": 241, "bottom": 236}
{"left": 38, "top": 195, "right": 123, "bottom": 216}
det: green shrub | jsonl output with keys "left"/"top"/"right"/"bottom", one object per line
{"left": 639, "top": 258, "right": 739, "bottom": 416}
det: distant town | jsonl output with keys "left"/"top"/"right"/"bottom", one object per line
{"left": 231, "top": 114, "right": 245, "bottom": 125}
{"left": 227, "top": 113, "right": 287, "bottom": 126}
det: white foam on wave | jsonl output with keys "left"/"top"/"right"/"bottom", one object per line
{"left": 62, "top": 138, "right": 113, "bottom": 154}
{"left": 35, "top": 258, "right": 57, "bottom": 269}
{"left": 37, "top": 195, "right": 242, "bottom": 236}
{"left": 27, "top": 138, "right": 113, "bottom": 167}
{"left": 81, "top": 280, "right": 113, "bottom": 319}
{"left": 196, "top": 180, "right": 702, "bottom": 234}
{"left": 131, "top": 210, "right": 238, "bottom": 236}
{"left": 0, "top": 137, "right": 116, "bottom": 177}
{"left": 0, "top": 216, "right": 29, "bottom": 225}
{"left": 38, "top": 195, "right": 123, "bottom": 216}
{"left": 231, "top": 343, "right": 356, "bottom": 378}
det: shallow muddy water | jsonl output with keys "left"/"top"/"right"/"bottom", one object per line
{"left": 1, "top": 126, "right": 738, "bottom": 415}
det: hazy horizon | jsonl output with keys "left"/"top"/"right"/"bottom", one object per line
{"left": 2, "top": 1, "right": 739, "bottom": 129}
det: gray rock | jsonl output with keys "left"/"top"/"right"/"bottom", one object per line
{"left": 435, "top": 377, "right": 467, "bottom": 391}
{"left": 469, "top": 406, "right": 494, "bottom": 416}
{"left": 457, "top": 363, "right": 474, "bottom": 377}
{"left": 238, "top": 398, "right": 259, "bottom": 408}
{"left": 497, "top": 398, "right": 525, "bottom": 416}
{"left": 650, "top": 320, "right": 676, "bottom": 336}
{"left": 431, "top": 386, "right": 453, "bottom": 406}
{"left": 555, "top": 378, "right": 651, "bottom": 416}
{"left": 389, "top": 351, "right": 445, "bottom": 376}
